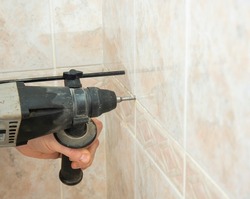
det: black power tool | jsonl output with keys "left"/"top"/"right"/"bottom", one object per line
{"left": 0, "top": 69, "right": 135, "bottom": 186}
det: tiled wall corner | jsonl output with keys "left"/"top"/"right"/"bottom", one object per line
{"left": 103, "top": 0, "right": 186, "bottom": 198}
{"left": 136, "top": 104, "right": 184, "bottom": 195}
{"left": 104, "top": 77, "right": 183, "bottom": 199}
{"left": 103, "top": 0, "right": 135, "bottom": 93}
{"left": 103, "top": 0, "right": 250, "bottom": 199}
{"left": 135, "top": 0, "right": 186, "bottom": 145}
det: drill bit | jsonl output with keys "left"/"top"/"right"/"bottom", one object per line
{"left": 116, "top": 96, "right": 136, "bottom": 103}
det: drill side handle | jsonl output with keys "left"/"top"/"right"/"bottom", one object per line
{"left": 59, "top": 155, "right": 83, "bottom": 186}
{"left": 54, "top": 121, "right": 97, "bottom": 186}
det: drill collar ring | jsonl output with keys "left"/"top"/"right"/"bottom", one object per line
{"left": 54, "top": 120, "right": 97, "bottom": 149}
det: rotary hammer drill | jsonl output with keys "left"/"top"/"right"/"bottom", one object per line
{"left": 0, "top": 69, "right": 134, "bottom": 186}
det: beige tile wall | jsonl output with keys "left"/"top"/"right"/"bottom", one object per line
{"left": 104, "top": 0, "right": 250, "bottom": 199}
{"left": 187, "top": 1, "right": 250, "bottom": 198}
{"left": 1, "top": 0, "right": 250, "bottom": 199}
{"left": 0, "top": 1, "right": 105, "bottom": 199}
{"left": 0, "top": 1, "right": 53, "bottom": 72}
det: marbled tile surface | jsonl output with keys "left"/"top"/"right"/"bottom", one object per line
{"left": 185, "top": 155, "right": 228, "bottom": 199}
{"left": 0, "top": 148, "right": 61, "bottom": 199}
{"left": 105, "top": 111, "right": 135, "bottom": 199}
{"left": 136, "top": 103, "right": 184, "bottom": 194}
{"left": 187, "top": 0, "right": 250, "bottom": 198}
{"left": 0, "top": 135, "right": 106, "bottom": 199}
{"left": 53, "top": 0, "right": 103, "bottom": 67}
{"left": 135, "top": 0, "right": 186, "bottom": 145}
{"left": 103, "top": 0, "right": 250, "bottom": 198}
{"left": 0, "top": 1, "right": 53, "bottom": 72}
{"left": 0, "top": 0, "right": 103, "bottom": 72}
{"left": 136, "top": 144, "right": 182, "bottom": 199}
{"left": 103, "top": 0, "right": 135, "bottom": 93}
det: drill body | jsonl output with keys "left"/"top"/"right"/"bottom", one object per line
{"left": 0, "top": 69, "right": 134, "bottom": 185}
{"left": 0, "top": 81, "right": 117, "bottom": 147}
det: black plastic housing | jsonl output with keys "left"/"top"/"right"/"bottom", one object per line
{"left": 15, "top": 82, "right": 117, "bottom": 146}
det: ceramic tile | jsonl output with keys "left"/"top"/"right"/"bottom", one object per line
{"left": 53, "top": 0, "right": 103, "bottom": 67}
{"left": 186, "top": 155, "right": 228, "bottom": 199}
{"left": 105, "top": 112, "right": 135, "bottom": 199}
{"left": 103, "top": 0, "right": 135, "bottom": 93}
{"left": 0, "top": 148, "right": 61, "bottom": 199}
{"left": 187, "top": 0, "right": 250, "bottom": 198}
{"left": 136, "top": 144, "right": 182, "bottom": 199}
{"left": 136, "top": 103, "right": 184, "bottom": 195}
{"left": 135, "top": 0, "right": 185, "bottom": 145}
{"left": 0, "top": 1, "right": 53, "bottom": 72}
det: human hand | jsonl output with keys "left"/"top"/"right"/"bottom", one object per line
{"left": 16, "top": 118, "right": 103, "bottom": 170}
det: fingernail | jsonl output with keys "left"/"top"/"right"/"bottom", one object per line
{"left": 80, "top": 154, "right": 89, "bottom": 163}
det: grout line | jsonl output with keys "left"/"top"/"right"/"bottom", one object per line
{"left": 59, "top": 175, "right": 64, "bottom": 199}
{"left": 122, "top": 120, "right": 183, "bottom": 198}
{"left": 102, "top": 116, "right": 108, "bottom": 199}
{"left": 134, "top": 100, "right": 231, "bottom": 199}
{"left": 133, "top": 105, "right": 137, "bottom": 199}
{"left": 133, "top": 0, "right": 137, "bottom": 99}
{"left": 134, "top": 99, "right": 230, "bottom": 199}
{"left": 48, "top": 0, "right": 57, "bottom": 73}
{"left": 112, "top": 76, "right": 136, "bottom": 97}
{"left": 134, "top": 101, "right": 184, "bottom": 196}
{"left": 102, "top": 115, "right": 108, "bottom": 199}
{"left": 48, "top": 0, "right": 61, "bottom": 196}
{"left": 183, "top": 0, "right": 190, "bottom": 198}
{"left": 185, "top": 153, "right": 230, "bottom": 199}
{"left": 101, "top": 0, "right": 105, "bottom": 69}
{"left": 182, "top": 1, "right": 230, "bottom": 198}
{"left": 135, "top": 99, "right": 184, "bottom": 152}
{"left": 130, "top": 125, "right": 183, "bottom": 199}
{"left": 0, "top": 67, "right": 56, "bottom": 75}
{"left": 133, "top": 1, "right": 137, "bottom": 196}
{"left": 58, "top": 158, "right": 64, "bottom": 199}
{"left": 133, "top": 0, "right": 137, "bottom": 191}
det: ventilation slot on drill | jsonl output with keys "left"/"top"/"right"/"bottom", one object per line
{"left": 8, "top": 121, "right": 18, "bottom": 144}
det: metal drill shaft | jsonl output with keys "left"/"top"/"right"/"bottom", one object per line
{"left": 117, "top": 96, "right": 136, "bottom": 103}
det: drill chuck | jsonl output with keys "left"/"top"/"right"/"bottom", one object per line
{"left": 87, "top": 87, "right": 117, "bottom": 117}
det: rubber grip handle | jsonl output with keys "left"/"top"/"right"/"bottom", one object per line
{"left": 59, "top": 154, "right": 83, "bottom": 186}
